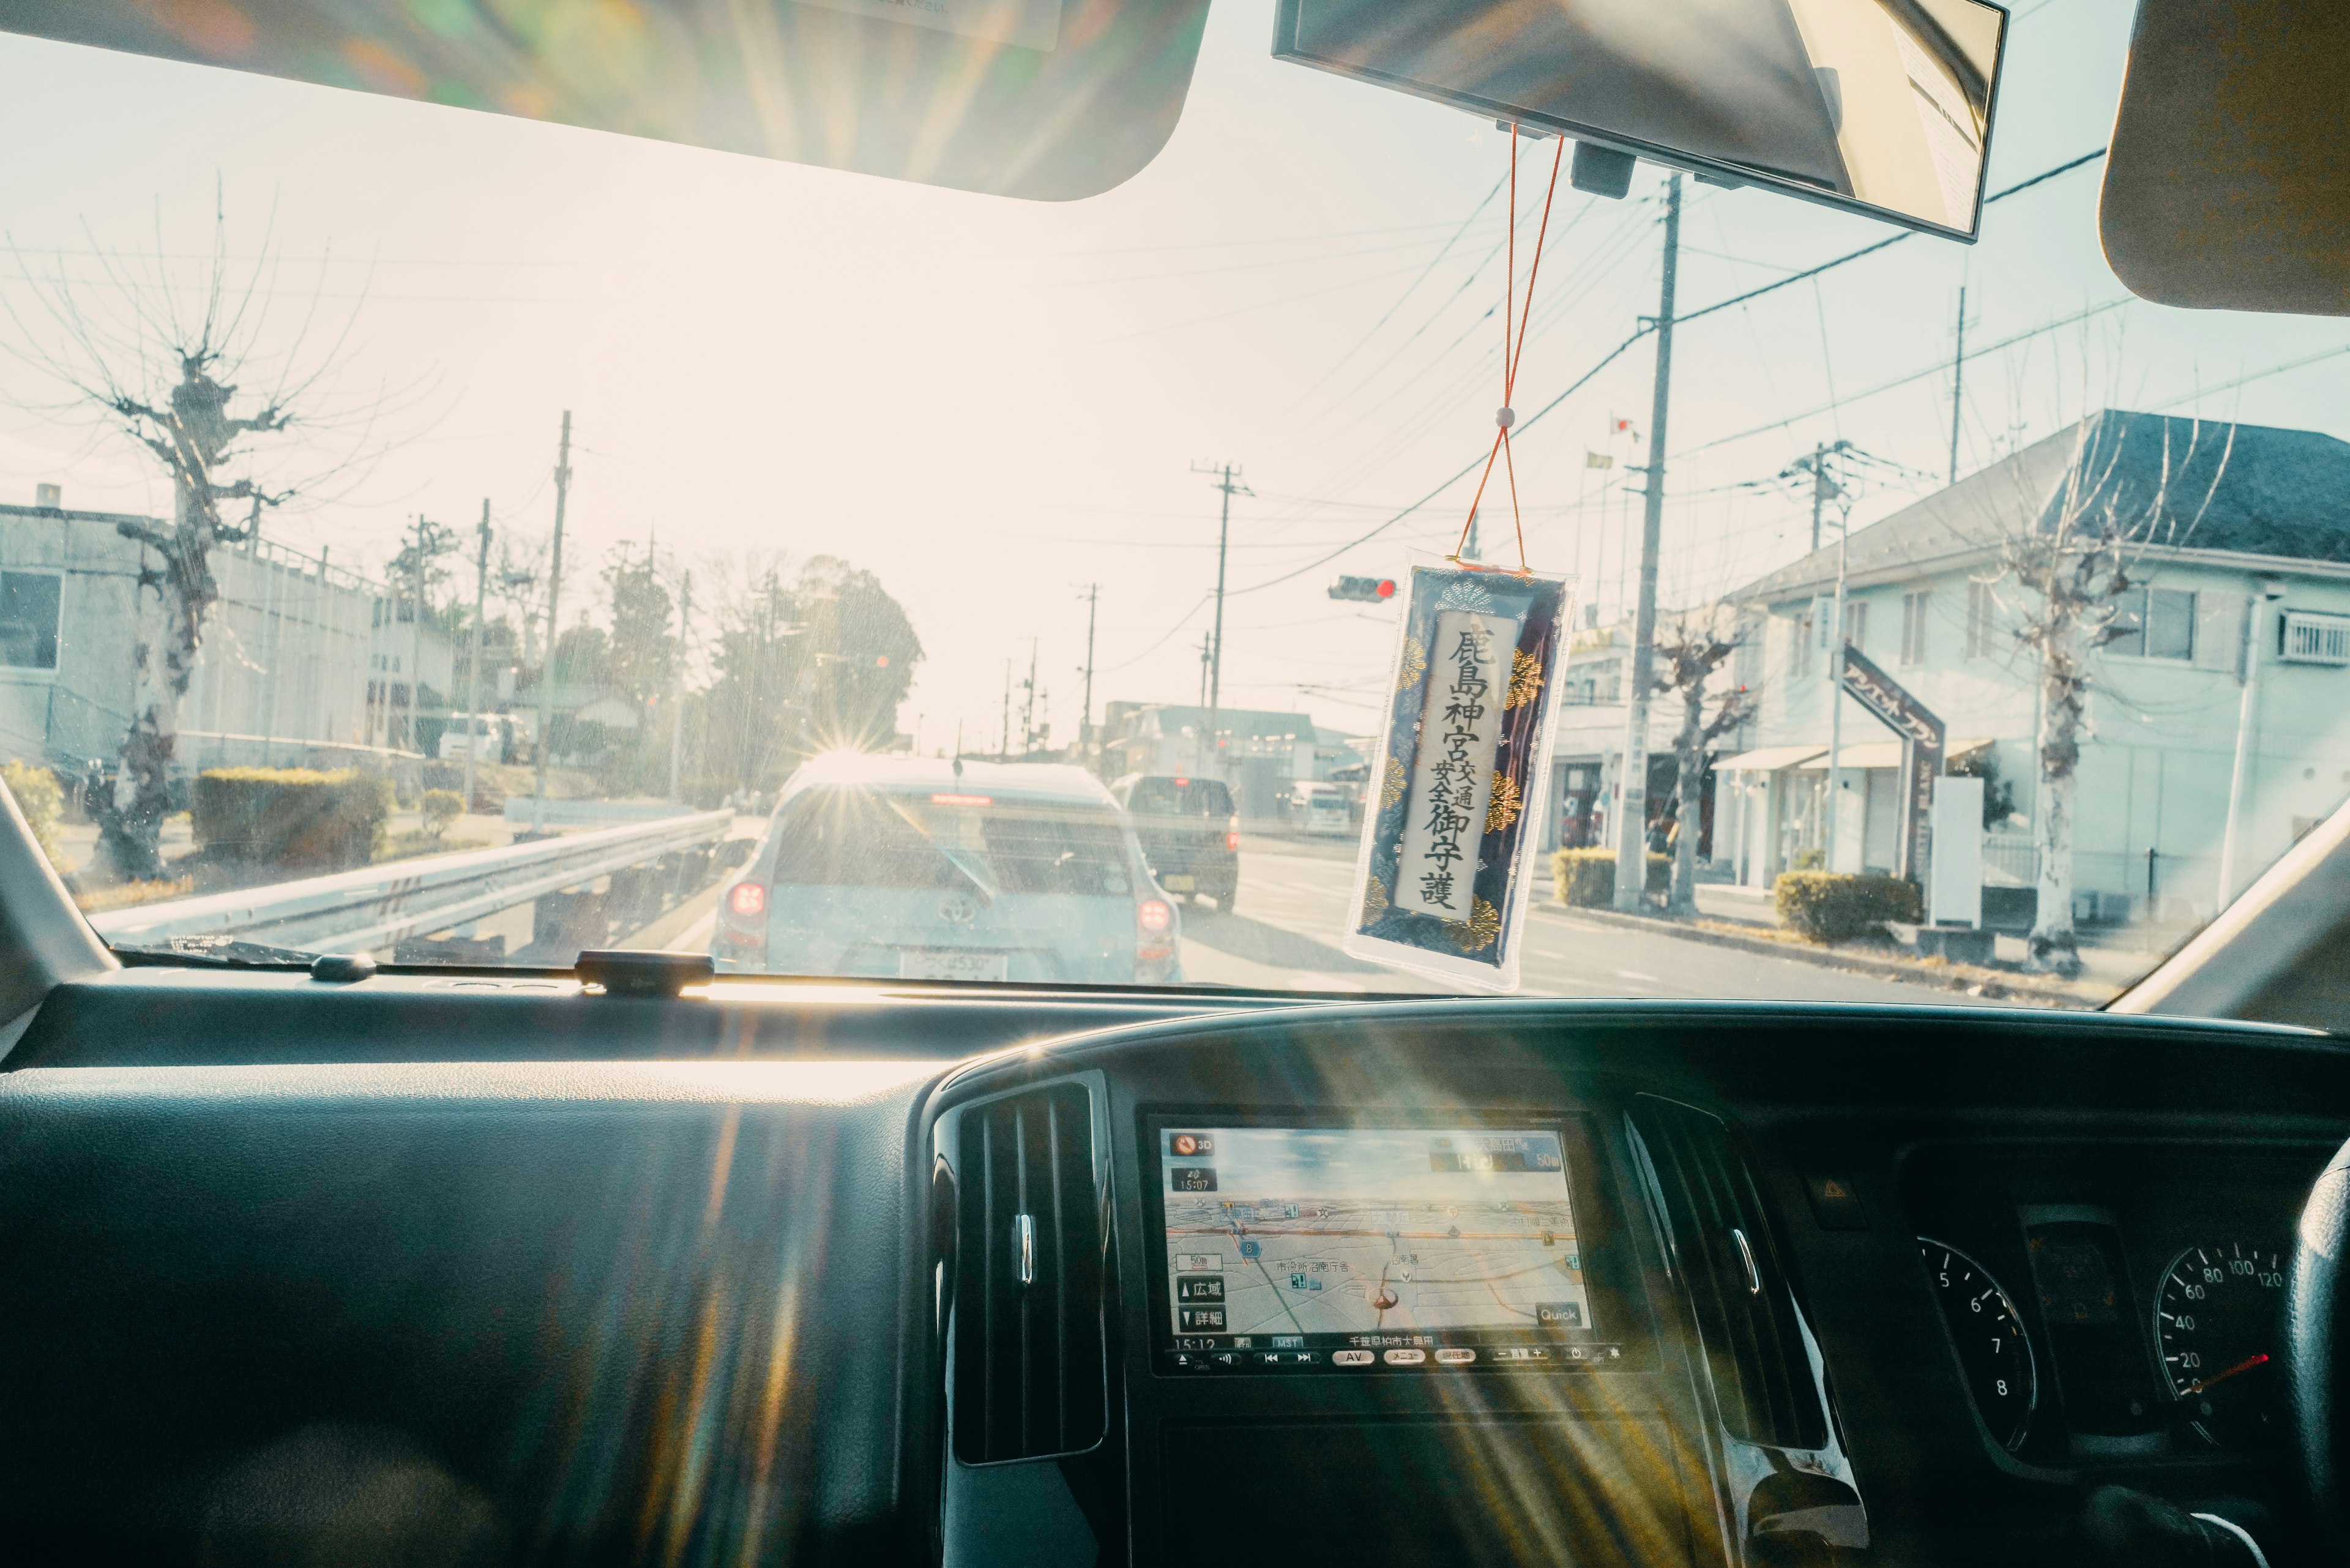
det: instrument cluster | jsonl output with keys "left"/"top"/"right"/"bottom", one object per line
{"left": 1900, "top": 1144, "right": 2319, "bottom": 1465}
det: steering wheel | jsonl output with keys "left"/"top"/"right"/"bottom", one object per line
{"left": 2289, "top": 1139, "right": 2350, "bottom": 1549}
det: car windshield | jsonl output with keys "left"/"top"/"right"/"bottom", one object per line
{"left": 2, "top": 4, "right": 2343, "bottom": 1008}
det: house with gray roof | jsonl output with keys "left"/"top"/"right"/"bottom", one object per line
{"left": 1718, "top": 409, "right": 2350, "bottom": 927}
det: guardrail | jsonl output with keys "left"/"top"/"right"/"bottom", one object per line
{"left": 90, "top": 809, "right": 736, "bottom": 955}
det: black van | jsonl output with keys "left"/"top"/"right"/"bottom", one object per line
{"left": 1110, "top": 774, "right": 1239, "bottom": 909}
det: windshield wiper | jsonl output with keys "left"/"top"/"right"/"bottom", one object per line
{"left": 113, "top": 935, "right": 321, "bottom": 969}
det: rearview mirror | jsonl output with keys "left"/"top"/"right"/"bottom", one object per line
{"left": 1272, "top": 0, "right": 2007, "bottom": 239}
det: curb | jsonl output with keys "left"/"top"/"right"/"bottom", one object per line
{"left": 1530, "top": 900, "right": 2098, "bottom": 1007}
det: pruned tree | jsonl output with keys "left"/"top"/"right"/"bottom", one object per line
{"left": 699, "top": 553, "right": 923, "bottom": 793}
{"left": 4, "top": 192, "right": 384, "bottom": 881}
{"left": 1651, "top": 609, "right": 1758, "bottom": 917}
{"left": 1983, "top": 414, "right": 2233, "bottom": 976}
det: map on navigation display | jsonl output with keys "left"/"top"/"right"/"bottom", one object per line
{"left": 1159, "top": 1126, "right": 1594, "bottom": 1342}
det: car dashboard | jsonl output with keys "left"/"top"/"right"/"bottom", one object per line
{"left": 0, "top": 970, "right": 2338, "bottom": 1566}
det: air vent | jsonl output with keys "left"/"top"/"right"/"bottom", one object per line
{"left": 1628, "top": 1096, "right": 1826, "bottom": 1450}
{"left": 952, "top": 1083, "right": 1107, "bottom": 1464}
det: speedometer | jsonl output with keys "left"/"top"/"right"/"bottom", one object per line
{"left": 2154, "top": 1241, "right": 2285, "bottom": 1447}
{"left": 1917, "top": 1238, "right": 2036, "bottom": 1452}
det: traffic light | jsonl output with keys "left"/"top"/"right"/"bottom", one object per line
{"left": 1329, "top": 575, "right": 1397, "bottom": 603}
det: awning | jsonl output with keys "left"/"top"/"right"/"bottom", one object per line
{"left": 1797, "top": 741, "right": 1904, "bottom": 770}
{"left": 1794, "top": 736, "right": 2001, "bottom": 771}
{"left": 1718, "top": 744, "right": 1828, "bottom": 772}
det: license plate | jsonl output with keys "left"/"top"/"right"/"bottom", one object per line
{"left": 898, "top": 949, "right": 1009, "bottom": 982}
{"left": 1162, "top": 874, "right": 1196, "bottom": 891}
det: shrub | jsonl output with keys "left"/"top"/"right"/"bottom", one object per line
{"left": 1774, "top": 872, "right": 1922, "bottom": 943}
{"left": 193, "top": 767, "right": 392, "bottom": 871}
{"left": 1, "top": 760, "right": 66, "bottom": 868}
{"left": 1551, "top": 846, "right": 1670, "bottom": 908}
{"left": 420, "top": 789, "right": 464, "bottom": 837}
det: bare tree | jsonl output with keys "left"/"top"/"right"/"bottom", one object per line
{"left": 5, "top": 194, "right": 381, "bottom": 880}
{"left": 1651, "top": 609, "right": 1758, "bottom": 917}
{"left": 1986, "top": 415, "right": 2233, "bottom": 976}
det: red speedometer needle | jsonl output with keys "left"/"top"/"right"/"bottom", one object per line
{"left": 2187, "top": 1352, "right": 2270, "bottom": 1395}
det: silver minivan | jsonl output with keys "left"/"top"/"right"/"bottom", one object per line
{"left": 713, "top": 754, "right": 1182, "bottom": 985}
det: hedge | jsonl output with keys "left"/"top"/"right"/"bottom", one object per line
{"left": 1551, "top": 846, "right": 1670, "bottom": 908}
{"left": 1, "top": 760, "right": 65, "bottom": 867}
{"left": 1774, "top": 872, "right": 1922, "bottom": 943}
{"left": 193, "top": 767, "right": 392, "bottom": 870}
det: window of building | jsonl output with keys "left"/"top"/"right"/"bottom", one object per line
{"left": 1840, "top": 599, "right": 1867, "bottom": 652}
{"left": 2109, "top": 587, "right": 2196, "bottom": 660}
{"left": 1793, "top": 611, "right": 1815, "bottom": 678}
{"left": 0, "top": 571, "right": 62, "bottom": 670}
{"left": 1900, "top": 592, "right": 1930, "bottom": 666}
{"left": 1965, "top": 580, "right": 1994, "bottom": 659}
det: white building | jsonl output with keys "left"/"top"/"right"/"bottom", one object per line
{"left": 1716, "top": 410, "right": 2350, "bottom": 928}
{"left": 0, "top": 496, "right": 450, "bottom": 774}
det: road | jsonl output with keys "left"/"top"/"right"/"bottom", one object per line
{"left": 1178, "top": 835, "right": 2002, "bottom": 1006}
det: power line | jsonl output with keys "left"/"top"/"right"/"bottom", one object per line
{"left": 1671, "top": 147, "right": 2108, "bottom": 330}
{"left": 1677, "top": 295, "right": 2132, "bottom": 458}
{"left": 1151, "top": 151, "right": 2117, "bottom": 612}
{"left": 1275, "top": 170, "right": 1510, "bottom": 417}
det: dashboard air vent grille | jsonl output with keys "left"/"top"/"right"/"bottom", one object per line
{"left": 952, "top": 1083, "right": 1106, "bottom": 1463}
{"left": 1629, "top": 1096, "right": 1826, "bottom": 1450}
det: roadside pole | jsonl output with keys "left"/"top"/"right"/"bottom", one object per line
{"left": 463, "top": 499, "right": 491, "bottom": 819}
{"left": 531, "top": 411, "right": 572, "bottom": 832}
{"left": 669, "top": 570, "right": 692, "bottom": 801}
{"left": 1613, "top": 173, "right": 1681, "bottom": 912}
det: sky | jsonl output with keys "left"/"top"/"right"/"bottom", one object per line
{"left": 1, "top": 0, "right": 2344, "bottom": 753}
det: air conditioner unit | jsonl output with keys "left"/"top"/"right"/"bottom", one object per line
{"left": 2280, "top": 611, "right": 2350, "bottom": 666}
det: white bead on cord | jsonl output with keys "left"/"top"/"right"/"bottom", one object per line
{"left": 1496, "top": 406, "right": 1516, "bottom": 429}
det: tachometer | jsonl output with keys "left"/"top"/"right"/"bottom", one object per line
{"left": 1917, "top": 1238, "right": 2037, "bottom": 1452}
{"left": 2155, "top": 1241, "right": 2285, "bottom": 1447}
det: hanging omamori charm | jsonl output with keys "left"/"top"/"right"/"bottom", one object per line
{"left": 1343, "top": 561, "right": 1573, "bottom": 991}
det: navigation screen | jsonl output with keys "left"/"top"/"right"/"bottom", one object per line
{"left": 1157, "top": 1125, "right": 1617, "bottom": 1373}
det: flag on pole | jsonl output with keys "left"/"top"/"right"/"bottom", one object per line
{"left": 1585, "top": 451, "right": 1613, "bottom": 469}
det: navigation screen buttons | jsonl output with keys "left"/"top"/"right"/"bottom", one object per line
{"left": 1178, "top": 1307, "right": 1226, "bottom": 1331}
{"left": 1332, "top": 1350, "right": 1375, "bottom": 1367}
{"left": 1382, "top": 1348, "right": 1427, "bottom": 1366}
{"left": 1434, "top": 1348, "right": 1477, "bottom": 1365}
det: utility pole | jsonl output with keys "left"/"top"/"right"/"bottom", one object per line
{"left": 1191, "top": 461, "right": 1250, "bottom": 780}
{"left": 408, "top": 513, "right": 431, "bottom": 756}
{"left": 1613, "top": 173, "right": 1681, "bottom": 913}
{"left": 531, "top": 411, "right": 572, "bottom": 832}
{"left": 1949, "top": 286, "right": 1968, "bottom": 485}
{"left": 1824, "top": 453, "right": 1851, "bottom": 876}
{"left": 463, "top": 498, "right": 491, "bottom": 818}
{"left": 2218, "top": 580, "right": 2283, "bottom": 905}
{"left": 1078, "top": 583, "right": 1099, "bottom": 773}
{"left": 1018, "top": 640, "right": 1039, "bottom": 754}
{"left": 668, "top": 570, "right": 692, "bottom": 802}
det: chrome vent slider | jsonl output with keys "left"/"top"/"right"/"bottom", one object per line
{"left": 1731, "top": 1226, "right": 1762, "bottom": 1296}
{"left": 1015, "top": 1212, "right": 1036, "bottom": 1287}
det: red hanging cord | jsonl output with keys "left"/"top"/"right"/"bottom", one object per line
{"left": 1452, "top": 125, "right": 1566, "bottom": 574}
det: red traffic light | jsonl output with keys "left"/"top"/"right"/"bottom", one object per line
{"left": 1329, "top": 575, "right": 1400, "bottom": 603}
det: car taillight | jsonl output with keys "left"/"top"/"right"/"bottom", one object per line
{"left": 1138, "top": 898, "right": 1173, "bottom": 933}
{"left": 728, "top": 881, "right": 768, "bottom": 918}
{"left": 1227, "top": 814, "right": 1240, "bottom": 852}
{"left": 1226, "top": 831, "right": 1240, "bottom": 851}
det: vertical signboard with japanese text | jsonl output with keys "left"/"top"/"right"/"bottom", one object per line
{"left": 1345, "top": 563, "right": 1572, "bottom": 991}
{"left": 1837, "top": 644, "right": 1945, "bottom": 881}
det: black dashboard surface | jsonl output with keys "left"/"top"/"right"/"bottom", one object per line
{"left": 0, "top": 982, "right": 2339, "bottom": 1566}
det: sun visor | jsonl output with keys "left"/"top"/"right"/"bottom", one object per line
{"left": 0, "top": 0, "right": 1211, "bottom": 201}
{"left": 2100, "top": 0, "right": 2350, "bottom": 316}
